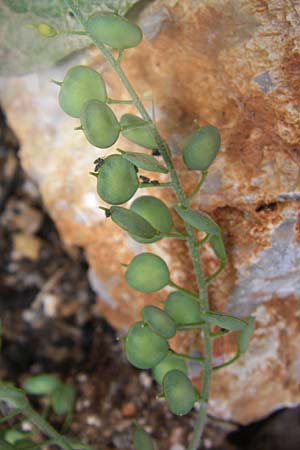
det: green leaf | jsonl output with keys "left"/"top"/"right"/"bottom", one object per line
{"left": 203, "top": 311, "right": 248, "bottom": 331}
{"left": 118, "top": 149, "right": 168, "bottom": 173}
{"left": 23, "top": 374, "right": 60, "bottom": 395}
{"left": 51, "top": 382, "right": 75, "bottom": 416}
{"left": 238, "top": 316, "right": 255, "bottom": 354}
{"left": 210, "top": 234, "right": 227, "bottom": 262}
{"left": 174, "top": 205, "right": 220, "bottom": 235}
{"left": 0, "top": 0, "right": 141, "bottom": 76}
{"left": 110, "top": 206, "right": 158, "bottom": 239}
{"left": 133, "top": 424, "right": 155, "bottom": 450}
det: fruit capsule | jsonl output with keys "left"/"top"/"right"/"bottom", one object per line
{"left": 130, "top": 195, "right": 173, "bottom": 243}
{"left": 210, "top": 233, "right": 227, "bottom": 263}
{"left": 59, "top": 66, "right": 107, "bottom": 118}
{"left": 142, "top": 305, "right": 176, "bottom": 339}
{"left": 163, "top": 370, "right": 198, "bottom": 416}
{"left": 81, "top": 100, "right": 120, "bottom": 148}
{"left": 203, "top": 311, "right": 248, "bottom": 331}
{"left": 152, "top": 351, "right": 187, "bottom": 385}
{"left": 119, "top": 150, "right": 168, "bottom": 173}
{"left": 133, "top": 424, "right": 155, "bottom": 450}
{"left": 120, "top": 114, "right": 157, "bottom": 149}
{"left": 183, "top": 125, "right": 221, "bottom": 171}
{"left": 164, "top": 291, "right": 202, "bottom": 325}
{"left": 97, "top": 155, "right": 138, "bottom": 204}
{"left": 86, "top": 13, "right": 143, "bottom": 50}
{"left": 125, "top": 253, "right": 170, "bottom": 293}
{"left": 126, "top": 322, "right": 168, "bottom": 369}
{"left": 238, "top": 316, "right": 255, "bottom": 354}
{"left": 175, "top": 205, "right": 220, "bottom": 235}
{"left": 110, "top": 206, "right": 157, "bottom": 239}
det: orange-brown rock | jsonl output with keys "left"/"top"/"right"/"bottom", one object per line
{"left": 1, "top": 0, "right": 300, "bottom": 424}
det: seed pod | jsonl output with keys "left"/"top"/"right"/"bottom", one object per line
{"left": 175, "top": 205, "right": 220, "bottom": 235}
{"left": 111, "top": 206, "right": 157, "bottom": 239}
{"left": 130, "top": 195, "right": 173, "bottom": 243}
{"left": 87, "top": 13, "right": 143, "bottom": 50}
{"left": 164, "top": 291, "right": 202, "bottom": 325}
{"left": 119, "top": 150, "right": 168, "bottom": 173}
{"left": 121, "top": 114, "right": 157, "bottom": 149}
{"left": 51, "top": 383, "right": 75, "bottom": 416}
{"left": 126, "top": 322, "right": 168, "bottom": 369}
{"left": 59, "top": 66, "right": 107, "bottom": 118}
{"left": 152, "top": 351, "right": 187, "bottom": 385}
{"left": 203, "top": 311, "right": 248, "bottom": 331}
{"left": 183, "top": 125, "right": 221, "bottom": 171}
{"left": 22, "top": 374, "right": 60, "bottom": 395}
{"left": 81, "top": 100, "right": 120, "bottom": 148}
{"left": 133, "top": 424, "right": 155, "bottom": 450}
{"left": 142, "top": 305, "right": 176, "bottom": 339}
{"left": 125, "top": 253, "right": 170, "bottom": 293}
{"left": 163, "top": 370, "right": 198, "bottom": 416}
{"left": 210, "top": 234, "right": 227, "bottom": 263}
{"left": 97, "top": 155, "right": 138, "bottom": 204}
{"left": 238, "top": 316, "right": 255, "bottom": 354}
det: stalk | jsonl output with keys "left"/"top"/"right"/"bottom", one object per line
{"left": 64, "top": 1, "right": 213, "bottom": 448}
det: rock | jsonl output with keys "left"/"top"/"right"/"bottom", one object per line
{"left": 1, "top": 0, "right": 300, "bottom": 424}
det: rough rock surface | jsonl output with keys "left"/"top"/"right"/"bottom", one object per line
{"left": 1, "top": 0, "right": 300, "bottom": 424}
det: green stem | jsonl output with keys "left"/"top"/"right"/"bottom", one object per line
{"left": 139, "top": 182, "right": 172, "bottom": 188}
{"left": 64, "top": 2, "right": 214, "bottom": 447}
{"left": 23, "top": 406, "right": 73, "bottom": 450}
{"left": 187, "top": 171, "right": 208, "bottom": 204}
{"left": 210, "top": 329, "right": 230, "bottom": 338}
{"left": 206, "top": 261, "right": 226, "bottom": 284}
{"left": 0, "top": 410, "right": 22, "bottom": 424}
{"left": 213, "top": 352, "right": 240, "bottom": 371}
{"left": 196, "top": 234, "right": 210, "bottom": 248}
{"left": 177, "top": 321, "right": 206, "bottom": 331}
{"left": 164, "top": 233, "right": 189, "bottom": 240}
{"left": 107, "top": 98, "right": 133, "bottom": 105}
{"left": 168, "top": 280, "right": 199, "bottom": 300}
{"left": 172, "top": 351, "right": 204, "bottom": 363}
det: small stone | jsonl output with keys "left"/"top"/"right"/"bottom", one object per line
{"left": 121, "top": 401, "right": 137, "bottom": 417}
{"left": 13, "top": 232, "right": 42, "bottom": 261}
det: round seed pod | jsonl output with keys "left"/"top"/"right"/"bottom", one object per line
{"left": 183, "top": 125, "right": 221, "bottom": 171}
{"left": 121, "top": 114, "right": 157, "bottom": 149}
{"left": 97, "top": 155, "right": 138, "bottom": 204}
{"left": 81, "top": 100, "right": 120, "bottom": 148}
{"left": 126, "top": 322, "right": 168, "bottom": 369}
{"left": 130, "top": 195, "right": 173, "bottom": 243}
{"left": 165, "top": 291, "right": 202, "bottom": 325}
{"left": 163, "top": 370, "right": 198, "bottom": 416}
{"left": 23, "top": 374, "right": 60, "bottom": 395}
{"left": 59, "top": 66, "right": 107, "bottom": 118}
{"left": 142, "top": 305, "right": 176, "bottom": 339}
{"left": 87, "top": 13, "right": 143, "bottom": 50}
{"left": 125, "top": 253, "right": 170, "bottom": 293}
{"left": 152, "top": 351, "right": 187, "bottom": 385}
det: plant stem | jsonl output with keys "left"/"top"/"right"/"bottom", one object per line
{"left": 139, "top": 182, "right": 173, "bottom": 188}
{"left": 64, "top": 1, "right": 213, "bottom": 447}
{"left": 206, "top": 261, "right": 226, "bottom": 284}
{"left": 168, "top": 281, "right": 199, "bottom": 300}
{"left": 187, "top": 171, "right": 208, "bottom": 204}
{"left": 172, "top": 351, "right": 204, "bottom": 363}
{"left": 107, "top": 98, "right": 133, "bottom": 105}
{"left": 23, "top": 406, "right": 73, "bottom": 450}
{"left": 213, "top": 352, "right": 240, "bottom": 371}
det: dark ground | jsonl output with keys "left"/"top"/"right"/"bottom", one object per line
{"left": 0, "top": 105, "right": 300, "bottom": 450}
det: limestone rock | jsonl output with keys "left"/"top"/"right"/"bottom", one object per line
{"left": 1, "top": 0, "right": 300, "bottom": 424}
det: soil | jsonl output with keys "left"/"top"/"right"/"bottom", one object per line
{"left": 0, "top": 106, "right": 300, "bottom": 450}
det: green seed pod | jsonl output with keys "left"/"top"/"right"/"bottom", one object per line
{"left": 210, "top": 234, "right": 227, "bottom": 263}
{"left": 130, "top": 195, "right": 173, "bottom": 243}
{"left": 111, "top": 206, "right": 157, "bottom": 239}
{"left": 133, "top": 424, "right": 155, "bottom": 450}
{"left": 183, "top": 125, "right": 221, "bottom": 171}
{"left": 125, "top": 253, "right": 170, "bottom": 293}
{"left": 142, "top": 305, "right": 176, "bottom": 339}
{"left": 59, "top": 66, "right": 107, "bottom": 118}
{"left": 238, "top": 316, "right": 255, "bottom": 354}
{"left": 121, "top": 114, "right": 157, "bottom": 149}
{"left": 119, "top": 150, "right": 168, "bottom": 173}
{"left": 164, "top": 291, "right": 202, "bottom": 325}
{"left": 175, "top": 205, "right": 220, "bottom": 235}
{"left": 23, "top": 374, "right": 60, "bottom": 395}
{"left": 126, "top": 322, "right": 168, "bottom": 369}
{"left": 97, "top": 155, "right": 138, "bottom": 204}
{"left": 81, "top": 100, "right": 120, "bottom": 148}
{"left": 152, "top": 351, "right": 187, "bottom": 385}
{"left": 51, "top": 383, "right": 75, "bottom": 416}
{"left": 203, "top": 311, "right": 248, "bottom": 331}
{"left": 87, "top": 13, "right": 143, "bottom": 50}
{"left": 163, "top": 370, "right": 198, "bottom": 416}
